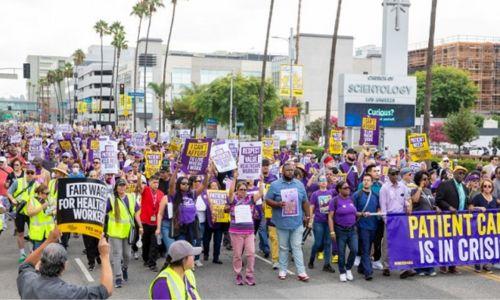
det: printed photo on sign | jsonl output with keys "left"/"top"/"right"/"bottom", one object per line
{"left": 281, "top": 188, "right": 299, "bottom": 217}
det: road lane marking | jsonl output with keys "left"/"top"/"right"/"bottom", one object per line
{"left": 255, "top": 254, "right": 295, "bottom": 275}
{"left": 75, "top": 258, "right": 95, "bottom": 282}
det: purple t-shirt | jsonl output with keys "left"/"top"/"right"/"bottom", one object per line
{"left": 309, "top": 189, "right": 335, "bottom": 223}
{"left": 228, "top": 194, "right": 255, "bottom": 235}
{"left": 176, "top": 191, "right": 196, "bottom": 225}
{"left": 329, "top": 195, "right": 357, "bottom": 228}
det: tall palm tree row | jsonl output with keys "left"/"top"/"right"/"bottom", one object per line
{"left": 72, "top": 49, "right": 86, "bottom": 120}
{"left": 323, "top": 0, "right": 342, "bottom": 149}
{"left": 112, "top": 30, "right": 129, "bottom": 127}
{"left": 54, "top": 68, "right": 65, "bottom": 122}
{"left": 161, "top": 0, "right": 179, "bottom": 133}
{"left": 131, "top": 1, "right": 148, "bottom": 131}
{"left": 143, "top": 0, "right": 165, "bottom": 130}
{"left": 108, "top": 21, "right": 125, "bottom": 123}
{"left": 258, "top": 0, "right": 275, "bottom": 141}
{"left": 46, "top": 70, "right": 58, "bottom": 122}
{"left": 94, "top": 20, "right": 109, "bottom": 124}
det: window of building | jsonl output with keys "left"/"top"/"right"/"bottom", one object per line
{"left": 200, "top": 69, "right": 230, "bottom": 84}
{"left": 139, "top": 54, "right": 157, "bottom": 67}
{"left": 172, "top": 68, "right": 192, "bottom": 98}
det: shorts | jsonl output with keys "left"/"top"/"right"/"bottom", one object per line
{"left": 15, "top": 213, "right": 29, "bottom": 233}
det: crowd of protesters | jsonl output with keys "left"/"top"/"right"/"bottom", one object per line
{"left": 1, "top": 123, "right": 499, "bottom": 299}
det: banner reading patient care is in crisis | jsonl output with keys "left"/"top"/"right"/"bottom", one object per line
{"left": 387, "top": 211, "right": 500, "bottom": 270}
{"left": 56, "top": 178, "right": 109, "bottom": 239}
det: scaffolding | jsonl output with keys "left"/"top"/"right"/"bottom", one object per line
{"left": 408, "top": 36, "right": 500, "bottom": 113}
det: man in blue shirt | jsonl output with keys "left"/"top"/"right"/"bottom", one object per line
{"left": 266, "top": 161, "right": 311, "bottom": 281}
{"left": 353, "top": 174, "right": 380, "bottom": 281}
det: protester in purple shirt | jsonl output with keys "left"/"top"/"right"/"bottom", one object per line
{"left": 339, "top": 148, "right": 359, "bottom": 193}
{"left": 328, "top": 181, "right": 358, "bottom": 282}
{"left": 308, "top": 175, "right": 336, "bottom": 273}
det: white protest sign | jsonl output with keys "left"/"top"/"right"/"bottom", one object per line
{"left": 179, "top": 129, "right": 191, "bottom": 141}
{"left": 160, "top": 132, "right": 170, "bottom": 143}
{"left": 237, "top": 141, "right": 262, "bottom": 180}
{"left": 226, "top": 139, "right": 239, "bottom": 160}
{"left": 132, "top": 133, "right": 146, "bottom": 150}
{"left": 99, "top": 140, "right": 119, "bottom": 174}
{"left": 28, "top": 138, "right": 44, "bottom": 161}
{"left": 10, "top": 133, "right": 22, "bottom": 144}
{"left": 210, "top": 142, "right": 237, "bottom": 173}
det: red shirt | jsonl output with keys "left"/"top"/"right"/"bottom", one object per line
{"left": 0, "top": 165, "right": 13, "bottom": 196}
{"left": 140, "top": 186, "right": 164, "bottom": 225}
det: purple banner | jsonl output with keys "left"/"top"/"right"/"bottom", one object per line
{"left": 387, "top": 211, "right": 500, "bottom": 270}
{"left": 180, "top": 138, "right": 212, "bottom": 175}
{"left": 359, "top": 115, "right": 380, "bottom": 146}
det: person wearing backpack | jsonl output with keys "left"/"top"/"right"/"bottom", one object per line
{"left": 352, "top": 174, "right": 380, "bottom": 281}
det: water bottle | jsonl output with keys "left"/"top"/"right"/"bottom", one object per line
{"left": 156, "top": 234, "right": 162, "bottom": 245}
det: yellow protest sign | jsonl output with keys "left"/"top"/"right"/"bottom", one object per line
{"left": 329, "top": 129, "right": 343, "bottom": 155}
{"left": 408, "top": 133, "right": 431, "bottom": 161}
{"left": 144, "top": 150, "right": 163, "bottom": 178}
{"left": 169, "top": 137, "right": 182, "bottom": 152}
{"left": 262, "top": 138, "right": 274, "bottom": 160}
{"left": 207, "top": 190, "right": 230, "bottom": 223}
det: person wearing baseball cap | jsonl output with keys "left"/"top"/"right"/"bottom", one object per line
{"left": 149, "top": 240, "right": 202, "bottom": 300}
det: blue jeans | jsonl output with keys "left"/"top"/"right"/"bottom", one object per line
{"left": 358, "top": 227, "right": 376, "bottom": 277}
{"left": 257, "top": 218, "right": 270, "bottom": 255}
{"left": 415, "top": 267, "right": 435, "bottom": 274}
{"left": 160, "top": 220, "right": 175, "bottom": 252}
{"left": 32, "top": 239, "right": 45, "bottom": 251}
{"left": 309, "top": 222, "right": 331, "bottom": 267}
{"left": 335, "top": 225, "right": 358, "bottom": 274}
{"left": 194, "top": 222, "right": 205, "bottom": 261}
{"left": 277, "top": 225, "right": 306, "bottom": 275}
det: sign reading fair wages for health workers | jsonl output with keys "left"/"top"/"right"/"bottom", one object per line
{"left": 56, "top": 178, "right": 109, "bottom": 239}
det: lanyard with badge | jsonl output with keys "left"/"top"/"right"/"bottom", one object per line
{"left": 150, "top": 188, "right": 158, "bottom": 222}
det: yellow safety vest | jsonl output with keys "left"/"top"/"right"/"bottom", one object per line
{"left": 106, "top": 193, "right": 136, "bottom": 239}
{"left": 48, "top": 179, "right": 58, "bottom": 207}
{"left": 28, "top": 197, "right": 55, "bottom": 241}
{"left": 14, "top": 178, "right": 39, "bottom": 215}
{"left": 149, "top": 267, "right": 200, "bottom": 300}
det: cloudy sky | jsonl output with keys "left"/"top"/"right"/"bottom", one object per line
{"left": 1, "top": 0, "right": 499, "bottom": 98}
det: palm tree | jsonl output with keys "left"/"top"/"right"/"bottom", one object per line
{"left": 131, "top": 1, "right": 148, "bottom": 131}
{"left": 108, "top": 21, "right": 125, "bottom": 123}
{"left": 323, "top": 0, "right": 342, "bottom": 149}
{"left": 94, "top": 20, "right": 109, "bottom": 124}
{"left": 38, "top": 77, "right": 46, "bottom": 122}
{"left": 143, "top": 0, "right": 165, "bottom": 130}
{"left": 423, "top": 0, "right": 438, "bottom": 136}
{"left": 258, "top": 0, "right": 275, "bottom": 140}
{"left": 112, "top": 30, "right": 129, "bottom": 127}
{"left": 295, "top": 0, "right": 302, "bottom": 65}
{"left": 63, "top": 63, "right": 74, "bottom": 123}
{"left": 54, "top": 68, "right": 66, "bottom": 122}
{"left": 161, "top": 0, "right": 179, "bottom": 133}
{"left": 148, "top": 82, "right": 170, "bottom": 127}
{"left": 72, "top": 49, "right": 86, "bottom": 122}
{"left": 46, "top": 70, "right": 59, "bottom": 122}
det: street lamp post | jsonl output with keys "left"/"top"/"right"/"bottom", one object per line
{"left": 229, "top": 71, "right": 234, "bottom": 137}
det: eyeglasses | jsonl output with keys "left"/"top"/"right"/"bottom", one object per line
{"left": 93, "top": 161, "right": 100, "bottom": 164}
{"left": 42, "top": 191, "right": 50, "bottom": 195}
{"left": 483, "top": 185, "right": 493, "bottom": 188}
{"left": 194, "top": 180, "right": 202, "bottom": 183}
{"left": 443, "top": 160, "right": 449, "bottom": 163}
{"left": 238, "top": 188, "right": 247, "bottom": 191}
{"left": 422, "top": 177, "right": 429, "bottom": 181}
{"left": 26, "top": 171, "right": 35, "bottom": 175}
{"left": 180, "top": 182, "right": 189, "bottom": 186}
{"left": 389, "top": 172, "right": 399, "bottom": 176}
{"left": 341, "top": 186, "right": 350, "bottom": 190}
{"left": 13, "top": 163, "right": 20, "bottom": 166}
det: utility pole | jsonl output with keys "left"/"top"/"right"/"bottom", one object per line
{"left": 229, "top": 71, "right": 234, "bottom": 137}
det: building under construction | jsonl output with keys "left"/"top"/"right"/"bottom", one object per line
{"left": 408, "top": 36, "right": 500, "bottom": 113}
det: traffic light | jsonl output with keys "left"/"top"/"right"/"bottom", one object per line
{"left": 119, "top": 83, "right": 125, "bottom": 95}
{"left": 8, "top": 106, "right": 11, "bottom": 111}
{"left": 23, "top": 63, "right": 30, "bottom": 79}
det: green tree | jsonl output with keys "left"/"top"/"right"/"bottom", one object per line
{"left": 72, "top": 49, "right": 86, "bottom": 121}
{"left": 192, "top": 75, "right": 281, "bottom": 136}
{"left": 490, "top": 136, "right": 500, "bottom": 149}
{"left": 107, "top": 21, "right": 125, "bottom": 123}
{"left": 444, "top": 108, "right": 479, "bottom": 156}
{"left": 148, "top": 82, "right": 170, "bottom": 127}
{"left": 62, "top": 63, "right": 74, "bottom": 123}
{"left": 131, "top": 0, "right": 148, "bottom": 131}
{"left": 415, "top": 65, "right": 478, "bottom": 117}
{"left": 170, "top": 84, "right": 206, "bottom": 132}
{"left": 112, "top": 29, "right": 128, "bottom": 127}
{"left": 473, "top": 114, "right": 484, "bottom": 128}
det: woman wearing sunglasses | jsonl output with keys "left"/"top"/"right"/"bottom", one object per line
{"left": 25, "top": 184, "right": 55, "bottom": 250}
{"left": 328, "top": 181, "right": 358, "bottom": 282}
{"left": 470, "top": 179, "right": 498, "bottom": 273}
{"left": 227, "top": 171, "right": 264, "bottom": 286}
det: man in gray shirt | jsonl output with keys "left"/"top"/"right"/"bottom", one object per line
{"left": 17, "top": 228, "right": 113, "bottom": 299}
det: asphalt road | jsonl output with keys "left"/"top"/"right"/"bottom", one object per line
{"left": 2, "top": 218, "right": 500, "bottom": 299}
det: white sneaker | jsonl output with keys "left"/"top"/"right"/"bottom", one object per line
{"left": 133, "top": 251, "right": 140, "bottom": 260}
{"left": 272, "top": 262, "right": 279, "bottom": 270}
{"left": 195, "top": 260, "right": 203, "bottom": 267}
{"left": 372, "top": 260, "right": 383, "bottom": 270}
{"left": 354, "top": 256, "right": 361, "bottom": 267}
{"left": 346, "top": 270, "right": 354, "bottom": 281}
{"left": 339, "top": 273, "right": 347, "bottom": 282}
